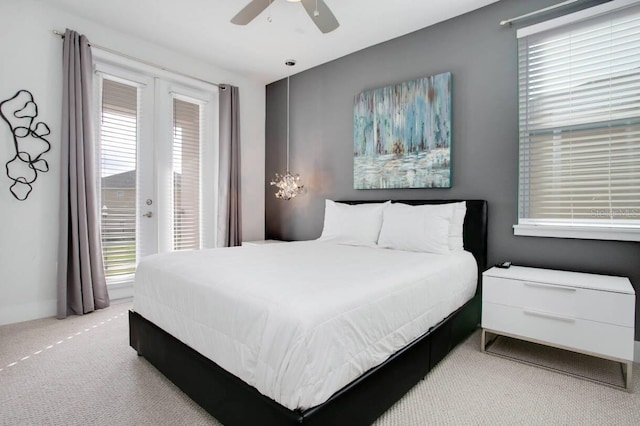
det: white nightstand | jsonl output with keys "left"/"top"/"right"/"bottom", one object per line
{"left": 481, "top": 266, "right": 635, "bottom": 390}
{"left": 242, "top": 240, "right": 285, "bottom": 246}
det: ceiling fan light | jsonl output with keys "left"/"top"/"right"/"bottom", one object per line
{"left": 231, "top": 0, "right": 339, "bottom": 34}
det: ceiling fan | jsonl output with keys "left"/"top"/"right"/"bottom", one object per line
{"left": 231, "top": 0, "right": 339, "bottom": 34}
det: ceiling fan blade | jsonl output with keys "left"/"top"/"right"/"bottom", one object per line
{"left": 231, "top": 0, "right": 271, "bottom": 25}
{"left": 300, "top": 0, "right": 340, "bottom": 33}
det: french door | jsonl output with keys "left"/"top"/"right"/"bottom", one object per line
{"left": 95, "top": 60, "right": 217, "bottom": 285}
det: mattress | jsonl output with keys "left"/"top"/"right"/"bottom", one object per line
{"left": 133, "top": 241, "right": 477, "bottom": 410}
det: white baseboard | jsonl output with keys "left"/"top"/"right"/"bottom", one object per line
{"left": 0, "top": 298, "right": 57, "bottom": 326}
{"left": 635, "top": 341, "right": 640, "bottom": 363}
{"left": 0, "top": 283, "right": 133, "bottom": 327}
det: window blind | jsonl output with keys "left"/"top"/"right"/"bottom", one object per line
{"left": 99, "top": 79, "right": 139, "bottom": 278}
{"left": 172, "top": 98, "right": 202, "bottom": 251}
{"left": 518, "top": 3, "right": 640, "bottom": 227}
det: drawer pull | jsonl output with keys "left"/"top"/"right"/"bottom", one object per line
{"left": 523, "top": 309, "right": 576, "bottom": 323}
{"left": 524, "top": 282, "right": 576, "bottom": 292}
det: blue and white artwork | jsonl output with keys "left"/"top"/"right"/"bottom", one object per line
{"left": 354, "top": 72, "right": 452, "bottom": 189}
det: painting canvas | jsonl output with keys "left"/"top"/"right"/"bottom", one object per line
{"left": 354, "top": 72, "right": 452, "bottom": 189}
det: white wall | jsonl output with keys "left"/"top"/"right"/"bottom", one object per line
{"left": 0, "top": 0, "right": 265, "bottom": 325}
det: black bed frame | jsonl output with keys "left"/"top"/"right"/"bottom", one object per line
{"left": 129, "top": 199, "right": 488, "bottom": 425}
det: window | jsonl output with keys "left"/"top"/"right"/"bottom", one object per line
{"left": 172, "top": 97, "right": 202, "bottom": 251}
{"left": 515, "top": 0, "right": 640, "bottom": 241}
{"left": 99, "top": 78, "right": 139, "bottom": 279}
{"left": 95, "top": 54, "right": 218, "bottom": 285}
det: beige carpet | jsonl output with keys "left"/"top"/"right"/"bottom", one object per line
{"left": 1, "top": 301, "right": 639, "bottom": 425}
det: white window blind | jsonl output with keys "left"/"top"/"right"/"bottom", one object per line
{"left": 516, "top": 1, "right": 640, "bottom": 241}
{"left": 172, "top": 98, "right": 202, "bottom": 251}
{"left": 99, "top": 78, "right": 139, "bottom": 278}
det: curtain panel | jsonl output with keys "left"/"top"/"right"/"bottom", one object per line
{"left": 57, "top": 29, "right": 110, "bottom": 318}
{"left": 217, "top": 85, "right": 242, "bottom": 247}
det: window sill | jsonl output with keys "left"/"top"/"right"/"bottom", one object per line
{"left": 513, "top": 224, "right": 640, "bottom": 242}
{"left": 106, "top": 274, "right": 135, "bottom": 287}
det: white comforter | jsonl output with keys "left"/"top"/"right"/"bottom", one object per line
{"left": 133, "top": 241, "right": 477, "bottom": 410}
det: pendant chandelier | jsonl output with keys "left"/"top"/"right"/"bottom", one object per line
{"left": 270, "top": 59, "right": 305, "bottom": 200}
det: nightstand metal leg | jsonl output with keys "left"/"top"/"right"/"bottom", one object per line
{"left": 480, "top": 329, "right": 500, "bottom": 352}
{"left": 624, "top": 361, "right": 633, "bottom": 392}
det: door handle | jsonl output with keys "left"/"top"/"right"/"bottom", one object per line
{"left": 142, "top": 211, "right": 153, "bottom": 218}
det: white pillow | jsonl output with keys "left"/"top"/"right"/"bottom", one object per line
{"left": 378, "top": 203, "right": 454, "bottom": 254}
{"left": 318, "top": 200, "right": 390, "bottom": 246}
{"left": 448, "top": 201, "right": 467, "bottom": 252}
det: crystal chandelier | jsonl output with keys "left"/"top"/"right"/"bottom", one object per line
{"left": 271, "top": 171, "right": 304, "bottom": 200}
{"left": 270, "top": 59, "right": 305, "bottom": 200}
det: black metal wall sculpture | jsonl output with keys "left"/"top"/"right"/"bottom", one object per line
{"left": 0, "top": 90, "right": 51, "bottom": 200}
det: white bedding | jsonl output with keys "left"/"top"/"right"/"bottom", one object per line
{"left": 133, "top": 241, "right": 477, "bottom": 410}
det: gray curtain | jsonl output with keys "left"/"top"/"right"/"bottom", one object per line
{"left": 217, "top": 85, "right": 242, "bottom": 247}
{"left": 57, "top": 29, "right": 109, "bottom": 319}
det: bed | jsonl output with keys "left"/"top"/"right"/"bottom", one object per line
{"left": 129, "top": 199, "right": 488, "bottom": 425}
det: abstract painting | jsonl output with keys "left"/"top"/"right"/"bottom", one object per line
{"left": 354, "top": 72, "right": 451, "bottom": 189}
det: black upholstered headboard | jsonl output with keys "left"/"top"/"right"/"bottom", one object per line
{"left": 341, "top": 200, "right": 488, "bottom": 292}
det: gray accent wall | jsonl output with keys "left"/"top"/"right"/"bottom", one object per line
{"left": 265, "top": 0, "right": 640, "bottom": 339}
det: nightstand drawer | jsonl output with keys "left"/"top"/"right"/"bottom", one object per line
{"left": 483, "top": 276, "right": 634, "bottom": 327}
{"left": 482, "top": 302, "right": 634, "bottom": 360}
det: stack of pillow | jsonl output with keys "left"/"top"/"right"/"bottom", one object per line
{"left": 318, "top": 200, "right": 467, "bottom": 255}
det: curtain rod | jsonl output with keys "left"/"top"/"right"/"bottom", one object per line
{"left": 52, "top": 30, "right": 222, "bottom": 89}
{"left": 500, "top": 0, "right": 581, "bottom": 26}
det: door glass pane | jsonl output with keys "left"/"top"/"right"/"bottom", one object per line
{"left": 172, "top": 98, "right": 201, "bottom": 251}
{"left": 100, "top": 79, "right": 138, "bottom": 280}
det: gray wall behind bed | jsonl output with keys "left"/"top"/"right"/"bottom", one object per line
{"left": 264, "top": 0, "right": 640, "bottom": 340}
